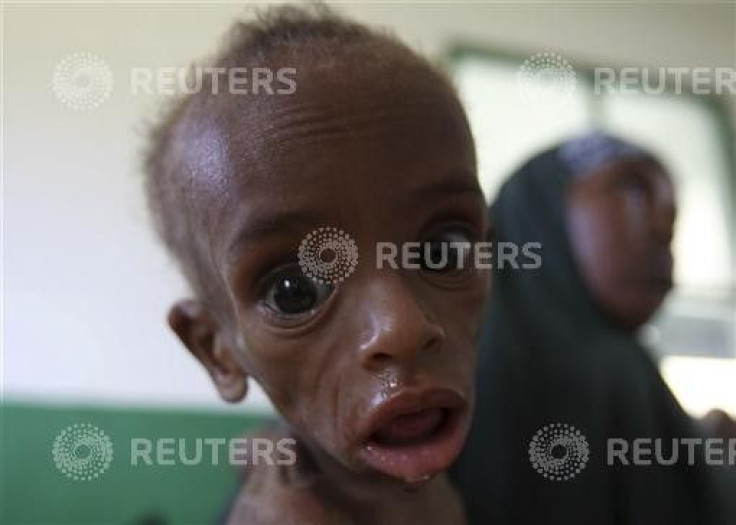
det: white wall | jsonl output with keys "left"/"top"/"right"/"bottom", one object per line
{"left": 4, "top": 1, "right": 734, "bottom": 412}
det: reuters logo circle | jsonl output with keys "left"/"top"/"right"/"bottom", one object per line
{"left": 517, "top": 52, "right": 576, "bottom": 103}
{"left": 529, "top": 422, "right": 589, "bottom": 481}
{"left": 52, "top": 52, "right": 113, "bottom": 111}
{"left": 52, "top": 423, "right": 113, "bottom": 481}
{"left": 298, "top": 227, "right": 358, "bottom": 284}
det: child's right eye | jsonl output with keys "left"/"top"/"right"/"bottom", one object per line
{"left": 261, "top": 264, "right": 334, "bottom": 318}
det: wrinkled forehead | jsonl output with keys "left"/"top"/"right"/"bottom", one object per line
{"left": 229, "top": 58, "right": 470, "bottom": 161}
{"left": 177, "top": 59, "right": 476, "bottom": 239}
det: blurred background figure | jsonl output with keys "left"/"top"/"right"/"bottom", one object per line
{"left": 703, "top": 409, "right": 736, "bottom": 440}
{"left": 450, "top": 132, "right": 732, "bottom": 525}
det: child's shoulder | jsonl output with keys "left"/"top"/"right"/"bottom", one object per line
{"left": 225, "top": 423, "right": 352, "bottom": 525}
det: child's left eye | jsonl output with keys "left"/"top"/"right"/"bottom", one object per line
{"left": 261, "top": 264, "right": 334, "bottom": 318}
{"left": 420, "top": 228, "right": 475, "bottom": 275}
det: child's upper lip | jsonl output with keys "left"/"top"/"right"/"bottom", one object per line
{"left": 357, "top": 386, "right": 468, "bottom": 443}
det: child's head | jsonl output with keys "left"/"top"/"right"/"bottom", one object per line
{"left": 144, "top": 5, "right": 489, "bottom": 486}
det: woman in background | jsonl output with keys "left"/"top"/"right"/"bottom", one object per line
{"left": 450, "top": 132, "right": 728, "bottom": 525}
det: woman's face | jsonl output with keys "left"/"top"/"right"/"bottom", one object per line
{"left": 566, "top": 157, "right": 676, "bottom": 331}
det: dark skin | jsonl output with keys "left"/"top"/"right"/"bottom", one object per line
{"left": 166, "top": 57, "right": 489, "bottom": 524}
{"left": 566, "top": 157, "right": 677, "bottom": 331}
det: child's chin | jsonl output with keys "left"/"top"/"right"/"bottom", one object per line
{"left": 356, "top": 407, "right": 468, "bottom": 485}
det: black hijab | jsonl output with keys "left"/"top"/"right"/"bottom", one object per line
{"left": 450, "top": 136, "right": 723, "bottom": 525}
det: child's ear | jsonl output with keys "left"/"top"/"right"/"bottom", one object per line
{"left": 167, "top": 299, "right": 248, "bottom": 403}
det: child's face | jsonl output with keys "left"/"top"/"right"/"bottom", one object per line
{"left": 172, "top": 65, "right": 489, "bottom": 485}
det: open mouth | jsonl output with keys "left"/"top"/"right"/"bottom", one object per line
{"left": 371, "top": 407, "right": 451, "bottom": 446}
{"left": 357, "top": 389, "right": 468, "bottom": 484}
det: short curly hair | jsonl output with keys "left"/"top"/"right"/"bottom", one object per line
{"left": 142, "top": 3, "right": 458, "bottom": 315}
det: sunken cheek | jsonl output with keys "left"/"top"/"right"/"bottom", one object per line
{"left": 229, "top": 316, "right": 310, "bottom": 410}
{"left": 233, "top": 310, "right": 353, "bottom": 436}
{"left": 235, "top": 274, "right": 486, "bottom": 434}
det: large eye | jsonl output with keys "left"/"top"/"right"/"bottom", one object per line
{"left": 262, "top": 265, "right": 334, "bottom": 318}
{"left": 420, "top": 228, "right": 474, "bottom": 275}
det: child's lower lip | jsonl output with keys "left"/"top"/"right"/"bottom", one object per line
{"left": 358, "top": 407, "right": 467, "bottom": 483}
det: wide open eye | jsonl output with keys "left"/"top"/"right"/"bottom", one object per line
{"left": 420, "top": 228, "right": 474, "bottom": 275}
{"left": 262, "top": 265, "right": 334, "bottom": 318}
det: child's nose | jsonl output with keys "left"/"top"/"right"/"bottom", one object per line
{"left": 355, "top": 275, "right": 445, "bottom": 372}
